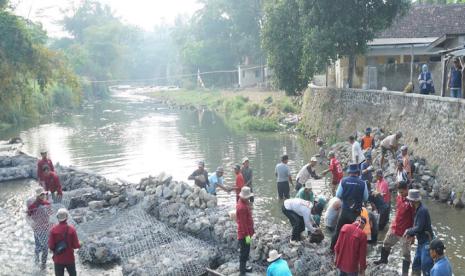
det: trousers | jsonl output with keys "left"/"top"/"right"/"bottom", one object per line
{"left": 54, "top": 263, "right": 77, "bottom": 276}
{"left": 239, "top": 238, "right": 250, "bottom": 273}
{"left": 282, "top": 206, "right": 305, "bottom": 241}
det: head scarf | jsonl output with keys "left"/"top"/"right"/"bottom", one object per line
{"left": 422, "top": 64, "right": 428, "bottom": 73}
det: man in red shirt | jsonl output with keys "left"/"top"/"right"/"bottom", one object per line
{"left": 322, "top": 151, "right": 343, "bottom": 195}
{"left": 28, "top": 187, "right": 53, "bottom": 270}
{"left": 37, "top": 150, "right": 54, "bottom": 187}
{"left": 374, "top": 181, "right": 415, "bottom": 276}
{"left": 236, "top": 186, "right": 254, "bottom": 275}
{"left": 373, "top": 169, "right": 391, "bottom": 230}
{"left": 48, "top": 208, "right": 81, "bottom": 276}
{"left": 335, "top": 216, "right": 367, "bottom": 276}
{"left": 42, "top": 165, "right": 63, "bottom": 203}
{"left": 234, "top": 164, "right": 245, "bottom": 202}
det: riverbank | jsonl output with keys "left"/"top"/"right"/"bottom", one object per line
{"left": 148, "top": 89, "right": 300, "bottom": 132}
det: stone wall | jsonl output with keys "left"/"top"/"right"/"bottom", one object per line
{"left": 302, "top": 87, "right": 465, "bottom": 197}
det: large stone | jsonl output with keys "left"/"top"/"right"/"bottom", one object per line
{"left": 438, "top": 185, "right": 451, "bottom": 202}
{"left": 88, "top": 200, "right": 105, "bottom": 210}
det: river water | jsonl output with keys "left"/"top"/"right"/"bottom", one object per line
{"left": 1, "top": 89, "right": 463, "bottom": 274}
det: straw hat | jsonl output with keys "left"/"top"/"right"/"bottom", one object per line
{"left": 304, "top": 179, "right": 313, "bottom": 189}
{"left": 56, "top": 208, "right": 69, "bottom": 222}
{"left": 407, "top": 189, "right": 422, "bottom": 202}
{"left": 35, "top": 187, "right": 46, "bottom": 197}
{"left": 239, "top": 186, "right": 254, "bottom": 199}
{"left": 310, "top": 156, "right": 318, "bottom": 162}
{"left": 267, "top": 250, "right": 282, "bottom": 262}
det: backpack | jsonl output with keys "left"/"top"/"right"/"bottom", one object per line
{"left": 54, "top": 226, "right": 69, "bottom": 255}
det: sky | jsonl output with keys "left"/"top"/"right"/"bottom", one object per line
{"left": 12, "top": 0, "right": 201, "bottom": 36}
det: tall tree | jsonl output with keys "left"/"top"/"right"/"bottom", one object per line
{"left": 262, "top": 0, "right": 409, "bottom": 95}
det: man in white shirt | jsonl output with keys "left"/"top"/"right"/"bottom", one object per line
{"left": 349, "top": 136, "right": 365, "bottom": 167}
{"left": 324, "top": 197, "right": 342, "bottom": 231}
{"left": 380, "top": 131, "right": 402, "bottom": 168}
{"left": 295, "top": 157, "right": 320, "bottom": 191}
{"left": 282, "top": 198, "right": 320, "bottom": 245}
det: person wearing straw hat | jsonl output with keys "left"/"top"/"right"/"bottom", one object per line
{"left": 334, "top": 216, "right": 368, "bottom": 276}
{"left": 296, "top": 179, "right": 315, "bottom": 203}
{"left": 206, "top": 167, "right": 232, "bottom": 195}
{"left": 429, "top": 238, "right": 452, "bottom": 276}
{"left": 188, "top": 161, "right": 209, "bottom": 189}
{"left": 241, "top": 157, "right": 254, "bottom": 203}
{"left": 48, "top": 208, "right": 81, "bottom": 276}
{"left": 404, "top": 189, "right": 434, "bottom": 276}
{"left": 266, "top": 250, "right": 292, "bottom": 276}
{"left": 330, "top": 163, "right": 369, "bottom": 251}
{"left": 295, "top": 157, "right": 320, "bottom": 192}
{"left": 37, "top": 150, "right": 54, "bottom": 187}
{"left": 27, "top": 187, "right": 52, "bottom": 270}
{"left": 236, "top": 187, "right": 254, "bottom": 275}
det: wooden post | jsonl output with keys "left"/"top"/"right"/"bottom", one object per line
{"left": 441, "top": 57, "right": 449, "bottom": 97}
{"left": 410, "top": 45, "right": 414, "bottom": 84}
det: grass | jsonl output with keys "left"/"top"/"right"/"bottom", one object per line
{"left": 148, "top": 89, "right": 298, "bottom": 132}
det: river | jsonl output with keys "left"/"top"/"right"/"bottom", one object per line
{"left": 1, "top": 89, "right": 463, "bottom": 274}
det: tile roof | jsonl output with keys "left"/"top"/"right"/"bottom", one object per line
{"left": 378, "top": 4, "right": 465, "bottom": 39}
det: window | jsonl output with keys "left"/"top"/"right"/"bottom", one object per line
{"left": 429, "top": 56, "right": 441, "bottom": 62}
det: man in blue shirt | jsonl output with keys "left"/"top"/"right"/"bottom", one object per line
{"left": 275, "top": 155, "right": 293, "bottom": 200}
{"left": 404, "top": 189, "right": 434, "bottom": 276}
{"left": 266, "top": 250, "right": 292, "bottom": 276}
{"left": 429, "top": 238, "right": 452, "bottom": 276}
{"left": 330, "top": 163, "right": 368, "bottom": 251}
{"left": 206, "top": 167, "right": 232, "bottom": 195}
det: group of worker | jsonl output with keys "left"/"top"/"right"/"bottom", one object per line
{"left": 28, "top": 150, "right": 80, "bottom": 276}
{"left": 190, "top": 126, "right": 453, "bottom": 276}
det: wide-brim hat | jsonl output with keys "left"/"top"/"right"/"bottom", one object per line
{"left": 407, "top": 189, "right": 422, "bottom": 202}
{"left": 304, "top": 179, "right": 313, "bottom": 189}
{"left": 56, "top": 208, "right": 69, "bottom": 222}
{"left": 35, "top": 187, "right": 46, "bottom": 197}
{"left": 239, "top": 186, "right": 254, "bottom": 199}
{"left": 267, "top": 249, "right": 282, "bottom": 262}
{"left": 347, "top": 164, "right": 360, "bottom": 174}
{"left": 40, "top": 150, "right": 47, "bottom": 154}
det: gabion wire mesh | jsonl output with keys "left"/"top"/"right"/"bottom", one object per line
{"left": 26, "top": 191, "right": 216, "bottom": 276}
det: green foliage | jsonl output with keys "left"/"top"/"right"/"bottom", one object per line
{"left": 173, "top": 0, "right": 264, "bottom": 87}
{"left": 0, "top": 6, "right": 81, "bottom": 125}
{"left": 262, "top": 0, "right": 409, "bottom": 95}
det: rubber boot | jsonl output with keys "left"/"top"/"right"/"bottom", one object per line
{"left": 402, "top": 260, "right": 410, "bottom": 276}
{"left": 374, "top": 247, "right": 390, "bottom": 265}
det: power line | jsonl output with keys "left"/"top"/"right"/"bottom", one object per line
{"left": 86, "top": 65, "right": 266, "bottom": 84}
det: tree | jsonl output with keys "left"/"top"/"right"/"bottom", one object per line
{"left": 262, "top": 0, "right": 409, "bottom": 95}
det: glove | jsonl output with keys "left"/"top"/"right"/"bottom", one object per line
{"left": 245, "top": 235, "right": 251, "bottom": 245}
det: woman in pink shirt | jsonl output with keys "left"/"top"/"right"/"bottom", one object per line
{"left": 374, "top": 169, "right": 391, "bottom": 230}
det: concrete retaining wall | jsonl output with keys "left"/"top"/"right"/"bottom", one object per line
{"left": 302, "top": 87, "right": 465, "bottom": 194}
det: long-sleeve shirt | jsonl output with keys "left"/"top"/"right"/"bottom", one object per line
{"left": 391, "top": 195, "right": 415, "bottom": 236}
{"left": 236, "top": 199, "right": 254, "bottom": 240}
{"left": 430, "top": 256, "right": 453, "bottom": 276}
{"left": 44, "top": 172, "right": 63, "bottom": 195}
{"left": 406, "top": 203, "right": 433, "bottom": 244}
{"left": 351, "top": 141, "right": 365, "bottom": 164}
{"left": 37, "top": 158, "right": 54, "bottom": 182}
{"left": 27, "top": 199, "right": 52, "bottom": 232}
{"left": 283, "top": 198, "right": 316, "bottom": 233}
{"left": 188, "top": 169, "right": 209, "bottom": 188}
{"left": 296, "top": 164, "right": 320, "bottom": 185}
{"left": 328, "top": 157, "right": 343, "bottom": 184}
{"left": 48, "top": 222, "right": 81, "bottom": 265}
{"left": 266, "top": 259, "right": 292, "bottom": 276}
{"left": 335, "top": 223, "right": 367, "bottom": 273}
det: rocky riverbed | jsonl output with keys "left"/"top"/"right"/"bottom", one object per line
{"left": 1, "top": 133, "right": 457, "bottom": 276}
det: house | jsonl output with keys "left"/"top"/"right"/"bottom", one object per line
{"left": 328, "top": 4, "right": 465, "bottom": 95}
